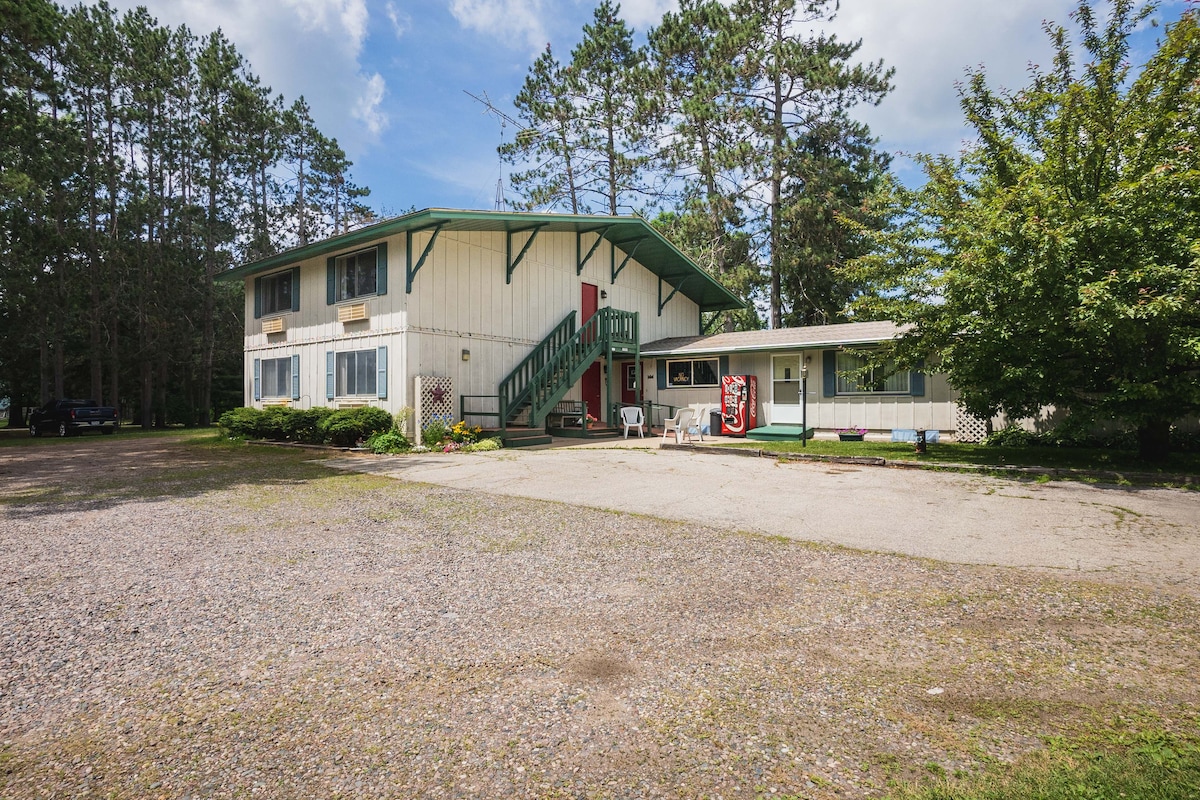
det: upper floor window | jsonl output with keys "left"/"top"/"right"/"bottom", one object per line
{"left": 336, "top": 248, "right": 378, "bottom": 301}
{"left": 261, "top": 271, "right": 293, "bottom": 315}
{"left": 667, "top": 358, "right": 719, "bottom": 388}
{"left": 254, "top": 267, "right": 299, "bottom": 318}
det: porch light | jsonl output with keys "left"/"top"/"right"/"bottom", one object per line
{"left": 462, "top": 349, "right": 470, "bottom": 361}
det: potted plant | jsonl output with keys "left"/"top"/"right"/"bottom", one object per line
{"left": 836, "top": 426, "right": 867, "bottom": 442}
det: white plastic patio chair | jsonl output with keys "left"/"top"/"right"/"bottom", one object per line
{"left": 619, "top": 406, "right": 646, "bottom": 439}
{"left": 661, "top": 408, "right": 695, "bottom": 444}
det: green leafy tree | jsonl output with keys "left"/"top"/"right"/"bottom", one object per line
{"left": 848, "top": 1, "right": 1200, "bottom": 461}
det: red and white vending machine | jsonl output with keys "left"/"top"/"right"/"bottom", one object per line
{"left": 720, "top": 374, "right": 758, "bottom": 436}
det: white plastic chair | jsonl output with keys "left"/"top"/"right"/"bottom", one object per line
{"left": 619, "top": 406, "right": 645, "bottom": 439}
{"left": 688, "top": 403, "right": 712, "bottom": 441}
{"left": 661, "top": 408, "right": 695, "bottom": 444}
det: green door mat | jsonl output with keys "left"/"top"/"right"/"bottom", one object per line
{"left": 746, "top": 425, "right": 814, "bottom": 441}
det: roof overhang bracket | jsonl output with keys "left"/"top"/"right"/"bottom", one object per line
{"left": 507, "top": 223, "right": 548, "bottom": 284}
{"left": 610, "top": 237, "right": 647, "bottom": 283}
{"left": 405, "top": 222, "right": 445, "bottom": 293}
{"left": 658, "top": 275, "right": 689, "bottom": 316}
{"left": 576, "top": 226, "right": 611, "bottom": 275}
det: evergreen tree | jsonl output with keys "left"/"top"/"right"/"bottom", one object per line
{"left": 500, "top": 44, "right": 586, "bottom": 212}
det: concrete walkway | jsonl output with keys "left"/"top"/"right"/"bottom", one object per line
{"left": 326, "top": 445, "right": 1200, "bottom": 591}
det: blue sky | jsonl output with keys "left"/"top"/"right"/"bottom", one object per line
{"left": 103, "top": 0, "right": 1186, "bottom": 216}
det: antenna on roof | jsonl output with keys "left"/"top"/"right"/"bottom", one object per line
{"left": 464, "top": 90, "right": 520, "bottom": 211}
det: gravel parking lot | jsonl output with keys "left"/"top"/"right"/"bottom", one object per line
{"left": 1, "top": 434, "right": 1198, "bottom": 799}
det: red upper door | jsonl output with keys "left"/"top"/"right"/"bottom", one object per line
{"left": 581, "top": 283, "right": 602, "bottom": 420}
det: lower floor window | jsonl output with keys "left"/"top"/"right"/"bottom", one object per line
{"left": 667, "top": 358, "right": 719, "bottom": 387}
{"left": 836, "top": 351, "right": 909, "bottom": 393}
{"left": 337, "top": 349, "right": 377, "bottom": 396}
{"left": 261, "top": 357, "right": 292, "bottom": 398}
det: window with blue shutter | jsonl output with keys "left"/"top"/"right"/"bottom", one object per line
{"left": 910, "top": 359, "right": 926, "bottom": 397}
{"left": 253, "top": 358, "right": 262, "bottom": 401}
{"left": 253, "top": 277, "right": 263, "bottom": 319}
{"left": 290, "top": 267, "right": 300, "bottom": 312}
{"left": 291, "top": 354, "right": 300, "bottom": 400}
{"left": 375, "top": 242, "right": 388, "bottom": 296}
{"left": 327, "top": 258, "right": 336, "bottom": 305}
{"left": 656, "top": 359, "right": 667, "bottom": 390}
{"left": 325, "top": 351, "right": 335, "bottom": 400}
{"left": 376, "top": 346, "right": 388, "bottom": 399}
{"left": 822, "top": 350, "right": 837, "bottom": 397}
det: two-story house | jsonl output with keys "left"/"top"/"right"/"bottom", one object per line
{"left": 220, "top": 208, "right": 745, "bottom": 438}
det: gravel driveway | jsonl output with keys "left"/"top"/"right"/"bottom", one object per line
{"left": 1, "top": 435, "right": 1197, "bottom": 799}
{"left": 328, "top": 446, "right": 1200, "bottom": 590}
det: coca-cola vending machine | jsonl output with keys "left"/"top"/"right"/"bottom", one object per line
{"left": 721, "top": 374, "right": 757, "bottom": 436}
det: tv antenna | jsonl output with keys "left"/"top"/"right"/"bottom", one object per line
{"left": 464, "top": 90, "right": 523, "bottom": 211}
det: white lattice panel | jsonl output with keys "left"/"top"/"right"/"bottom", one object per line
{"left": 955, "top": 405, "right": 989, "bottom": 443}
{"left": 415, "top": 376, "right": 454, "bottom": 434}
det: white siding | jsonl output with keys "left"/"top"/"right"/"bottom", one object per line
{"left": 241, "top": 228, "right": 703, "bottom": 422}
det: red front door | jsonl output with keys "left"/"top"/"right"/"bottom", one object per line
{"left": 581, "top": 283, "right": 602, "bottom": 421}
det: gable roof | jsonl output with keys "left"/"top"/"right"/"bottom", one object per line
{"left": 642, "top": 321, "right": 907, "bottom": 356}
{"left": 219, "top": 208, "right": 746, "bottom": 313}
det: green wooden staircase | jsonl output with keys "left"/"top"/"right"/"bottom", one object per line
{"left": 498, "top": 308, "right": 639, "bottom": 435}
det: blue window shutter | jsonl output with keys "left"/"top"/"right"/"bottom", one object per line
{"left": 253, "top": 358, "right": 261, "bottom": 401}
{"left": 375, "top": 242, "right": 388, "bottom": 295}
{"left": 823, "top": 350, "right": 837, "bottom": 398}
{"left": 325, "top": 351, "right": 335, "bottom": 400}
{"left": 910, "top": 359, "right": 926, "bottom": 397}
{"left": 656, "top": 359, "right": 667, "bottom": 390}
{"left": 291, "top": 354, "right": 300, "bottom": 400}
{"left": 377, "top": 346, "right": 388, "bottom": 399}
{"left": 290, "top": 267, "right": 300, "bottom": 312}
{"left": 719, "top": 355, "right": 729, "bottom": 378}
{"left": 326, "top": 257, "right": 336, "bottom": 305}
{"left": 253, "top": 277, "right": 263, "bottom": 319}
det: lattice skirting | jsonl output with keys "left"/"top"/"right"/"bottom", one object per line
{"left": 415, "top": 376, "right": 454, "bottom": 436}
{"left": 955, "top": 405, "right": 989, "bottom": 443}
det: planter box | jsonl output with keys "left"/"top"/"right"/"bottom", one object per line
{"left": 838, "top": 433, "right": 865, "bottom": 441}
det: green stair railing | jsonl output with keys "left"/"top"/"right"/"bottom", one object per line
{"left": 498, "top": 311, "right": 576, "bottom": 427}
{"left": 525, "top": 308, "right": 638, "bottom": 428}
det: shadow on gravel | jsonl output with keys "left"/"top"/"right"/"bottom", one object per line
{"left": 0, "top": 433, "right": 334, "bottom": 518}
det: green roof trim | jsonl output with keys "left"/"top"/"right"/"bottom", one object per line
{"left": 218, "top": 208, "right": 746, "bottom": 313}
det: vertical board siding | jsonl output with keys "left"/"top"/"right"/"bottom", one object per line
{"left": 239, "top": 228, "right": 707, "bottom": 413}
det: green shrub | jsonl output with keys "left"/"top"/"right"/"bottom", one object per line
{"left": 422, "top": 417, "right": 449, "bottom": 448}
{"left": 282, "top": 407, "right": 334, "bottom": 443}
{"left": 218, "top": 407, "right": 265, "bottom": 438}
{"left": 319, "top": 407, "right": 393, "bottom": 447}
{"left": 461, "top": 437, "right": 502, "bottom": 452}
{"left": 983, "top": 425, "right": 1039, "bottom": 447}
{"left": 369, "top": 430, "right": 411, "bottom": 454}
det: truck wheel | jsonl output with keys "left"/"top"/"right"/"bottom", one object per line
{"left": 57, "top": 422, "right": 69, "bottom": 437}
{"left": 29, "top": 422, "right": 39, "bottom": 437}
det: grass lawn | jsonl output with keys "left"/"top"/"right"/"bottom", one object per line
{"left": 724, "top": 438, "right": 1200, "bottom": 477}
{"left": 889, "top": 730, "right": 1200, "bottom": 800}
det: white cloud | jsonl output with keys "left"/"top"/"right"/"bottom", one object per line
{"left": 104, "top": 0, "right": 388, "bottom": 155}
{"left": 615, "top": 0, "right": 676, "bottom": 29}
{"left": 385, "top": 1, "right": 412, "bottom": 37}
{"left": 828, "top": 0, "right": 1076, "bottom": 157}
{"left": 448, "top": 0, "right": 548, "bottom": 55}
{"left": 355, "top": 73, "right": 389, "bottom": 137}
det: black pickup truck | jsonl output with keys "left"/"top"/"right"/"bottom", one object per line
{"left": 28, "top": 399, "right": 120, "bottom": 437}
